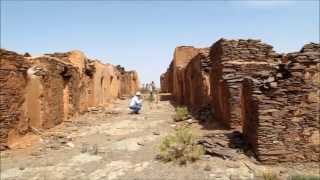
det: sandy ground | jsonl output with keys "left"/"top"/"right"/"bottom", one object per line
{"left": 0, "top": 99, "right": 319, "bottom": 180}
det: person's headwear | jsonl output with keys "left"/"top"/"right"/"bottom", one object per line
{"left": 136, "top": 91, "right": 141, "bottom": 96}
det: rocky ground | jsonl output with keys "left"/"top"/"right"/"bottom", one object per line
{"left": 0, "top": 98, "right": 319, "bottom": 180}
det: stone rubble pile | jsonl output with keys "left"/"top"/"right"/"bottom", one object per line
{"left": 198, "top": 131, "right": 246, "bottom": 160}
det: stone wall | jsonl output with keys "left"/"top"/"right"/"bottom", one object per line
{"left": 184, "top": 48, "right": 211, "bottom": 112}
{"left": 0, "top": 50, "right": 30, "bottom": 150}
{"left": 45, "top": 51, "right": 95, "bottom": 112}
{"left": 160, "top": 62, "right": 173, "bottom": 93}
{"left": 242, "top": 43, "right": 320, "bottom": 163}
{"left": 160, "top": 38, "right": 319, "bottom": 164}
{"left": 117, "top": 65, "right": 140, "bottom": 97}
{"left": 0, "top": 49, "right": 140, "bottom": 149}
{"left": 160, "top": 47, "right": 212, "bottom": 115}
{"left": 209, "top": 38, "right": 279, "bottom": 129}
{"left": 171, "top": 46, "right": 199, "bottom": 104}
{"left": 208, "top": 39, "right": 319, "bottom": 163}
{"left": 91, "top": 61, "right": 119, "bottom": 106}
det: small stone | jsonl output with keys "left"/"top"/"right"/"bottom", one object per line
{"left": 152, "top": 131, "right": 160, "bottom": 135}
{"left": 200, "top": 154, "right": 212, "bottom": 160}
{"left": 30, "top": 151, "right": 41, "bottom": 156}
{"left": 204, "top": 164, "right": 211, "bottom": 171}
{"left": 186, "top": 119, "right": 193, "bottom": 124}
{"left": 270, "top": 82, "right": 277, "bottom": 88}
{"left": 226, "top": 163, "right": 240, "bottom": 168}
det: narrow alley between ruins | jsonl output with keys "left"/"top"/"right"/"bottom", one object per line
{"left": 1, "top": 97, "right": 319, "bottom": 180}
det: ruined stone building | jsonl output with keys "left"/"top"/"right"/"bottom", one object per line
{"left": 160, "top": 39, "right": 319, "bottom": 164}
{"left": 169, "top": 46, "right": 200, "bottom": 105}
{"left": 161, "top": 47, "right": 212, "bottom": 113}
{"left": 209, "top": 39, "right": 279, "bottom": 129}
{"left": 241, "top": 42, "right": 320, "bottom": 163}
{"left": 184, "top": 48, "right": 211, "bottom": 113}
{"left": 0, "top": 49, "right": 140, "bottom": 150}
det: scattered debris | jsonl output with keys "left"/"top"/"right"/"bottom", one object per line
{"left": 186, "top": 119, "right": 193, "bottom": 124}
{"left": 0, "top": 144, "right": 10, "bottom": 151}
{"left": 81, "top": 143, "right": 88, "bottom": 153}
{"left": 89, "top": 144, "right": 99, "bottom": 155}
{"left": 197, "top": 131, "right": 247, "bottom": 160}
{"left": 152, "top": 131, "right": 160, "bottom": 135}
{"left": 88, "top": 106, "right": 105, "bottom": 113}
{"left": 66, "top": 142, "right": 75, "bottom": 148}
{"left": 204, "top": 164, "right": 211, "bottom": 171}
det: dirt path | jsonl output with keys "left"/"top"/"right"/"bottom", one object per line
{"left": 0, "top": 99, "right": 319, "bottom": 180}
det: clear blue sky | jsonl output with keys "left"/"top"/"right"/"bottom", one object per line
{"left": 1, "top": 0, "right": 319, "bottom": 86}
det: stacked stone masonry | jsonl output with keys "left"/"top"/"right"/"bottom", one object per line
{"left": 242, "top": 42, "right": 320, "bottom": 163}
{"left": 0, "top": 49, "right": 140, "bottom": 149}
{"left": 160, "top": 38, "right": 319, "bottom": 164}
{"left": 184, "top": 48, "right": 212, "bottom": 113}
{"left": 210, "top": 39, "right": 279, "bottom": 129}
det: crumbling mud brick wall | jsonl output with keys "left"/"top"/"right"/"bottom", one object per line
{"left": 160, "top": 73, "right": 168, "bottom": 93}
{"left": 160, "top": 62, "right": 174, "bottom": 93}
{"left": 160, "top": 72, "right": 169, "bottom": 93}
{"left": 0, "top": 49, "right": 30, "bottom": 149}
{"left": 0, "top": 49, "right": 140, "bottom": 149}
{"left": 184, "top": 48, "right": 211, "bottom": 112}
{"left": 209, "top": 39, "right": 279, "bottom": 129}
{"left": 171, "top": 46, "right": 199, "bottom": 104}
{"left": 46, "top": 51, "right": 96, "bottom": 113}
{"left": 90, "top": 61, "right": 119, "bottom": 106}
{"left": 242, "top": 43, "right": 320, "bottom": 163}
{"left": 26, "top": 56, "right": 81, "bottom": 129}
{"left": 117, "top": 65, "right": 140, "bottom": 97}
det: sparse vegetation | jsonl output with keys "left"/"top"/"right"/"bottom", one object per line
{"left": 173, "top": 106, "right": 189, "bottom": 122}
{"left": 289, "top": 175, "right": 320, "bottom": 180}
{"left": 259, "top": 171, "right": 279, "bottom": 180}
{"left": 158, "top": 127, "right": 204, "bottom": 165}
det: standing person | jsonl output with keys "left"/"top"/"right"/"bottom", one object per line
{"left": 151, "top": 81, "right": 156, "bottom": 93}
{"left": 150, "top": 81, "right": 159, "bottom": 104}
{"left": 129, "top": 92, "right": 143, "bottom": 114}
{"left": 148, "top": 81, "right": 157, "bottom": 109}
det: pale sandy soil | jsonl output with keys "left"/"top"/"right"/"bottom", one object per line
{"left": 0, "top": 99, "right": 319, "bottom": 180}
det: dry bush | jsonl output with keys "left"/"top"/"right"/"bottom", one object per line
{"left": 158, "top": 127, "right": 204, "bottom": 165}
{"left": 257, "top": 171, "right": 279, "bottom": 180}
{"left": 173, "top": 106, "right": 189, "bottom": 122}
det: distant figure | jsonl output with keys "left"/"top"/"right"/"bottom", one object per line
{"left": 146, "top": 83, "right": 150, "bottom": 92}
{"left": 148, "top": 81, "right": 159, "bottom": 109}
{"left": 151, "top": 81, "right": 156, "bottom": 93}
{"left": 129, "top": 91, "right": 143, "bottom": 114}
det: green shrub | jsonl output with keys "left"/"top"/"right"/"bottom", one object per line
{"left": 289, "top": 175, "right": 320, "bottom": 180}
{"left": 158, "top": 127, "right": 204, "bottom": 165}
{"left": 173, "top": 106, "right": 189, "bottom": 122}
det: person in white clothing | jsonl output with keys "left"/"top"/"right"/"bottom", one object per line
{"left": 129, "top": 91, "right": 143, "bottom": 114}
